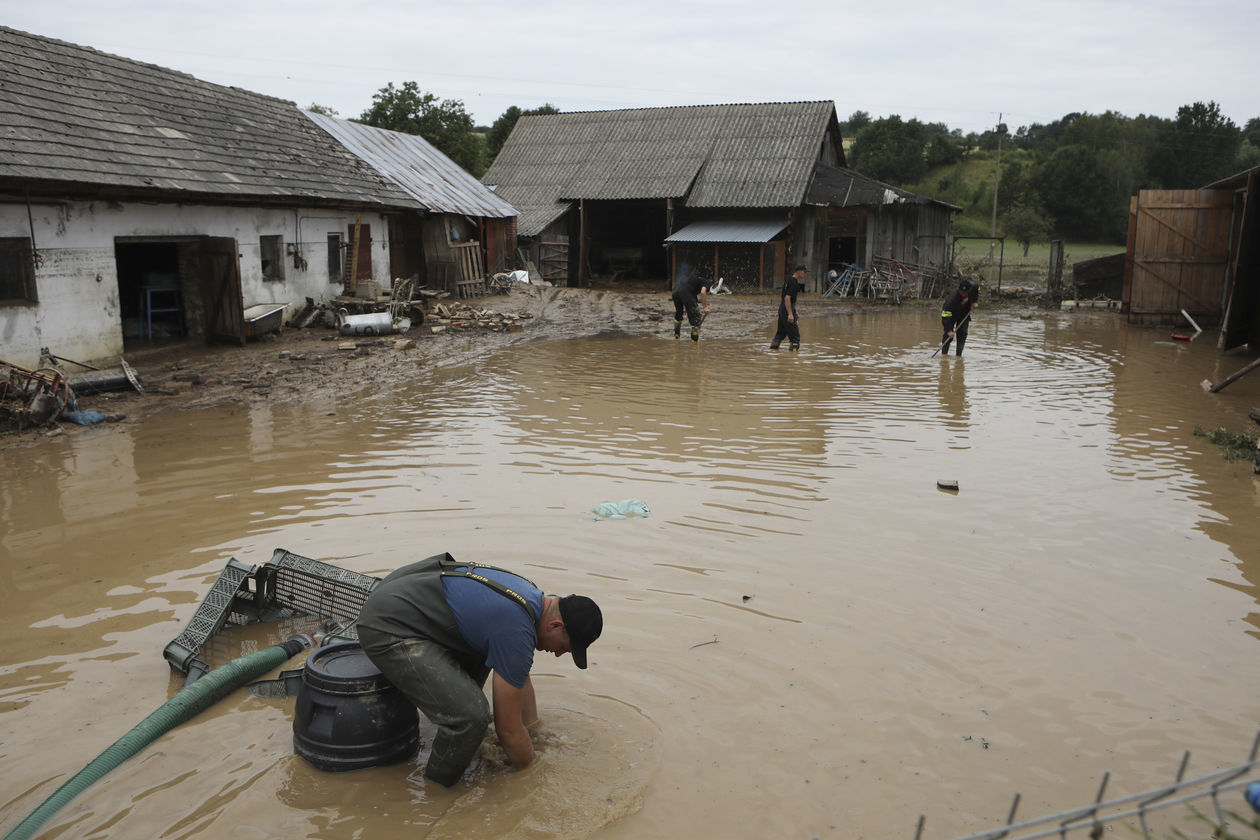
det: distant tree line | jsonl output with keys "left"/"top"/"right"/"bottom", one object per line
{"left": 312, "top": 86, "right": 1258, "bottom": 249}
{"left": 843, "top": 102, "right": 1260, "bottom": 246}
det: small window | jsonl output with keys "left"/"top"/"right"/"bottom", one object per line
{"left": 260, "top": 235, "right": 285, "bottom": 282}
{"left": 0, "top": 237, "right": 37, "bottom": 303}
{"left": 327, "top": 234, "right": 344, "bottom": 284}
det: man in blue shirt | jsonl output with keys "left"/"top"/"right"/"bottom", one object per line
{"left": 357, "top": 553, "right": 603, "bottom": 786}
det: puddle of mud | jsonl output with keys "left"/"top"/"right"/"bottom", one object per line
{"left": 1, "top": 309, "right": 1258, "bottom": 839}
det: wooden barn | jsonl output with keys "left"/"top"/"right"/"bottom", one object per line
{"left": 305, "top": 112, "right": 516, "bottom": 296}
{"left": 1124, "top": 166, "right": 1260, "bottom": 352}
{"left": 483, "top": 101, "right": 957, "bottom": 293}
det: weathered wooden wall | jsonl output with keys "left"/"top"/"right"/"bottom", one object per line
{"left": 1125, "top": 189, "right": 1233, "bottom": 326}
{"left": 865, "top": 203, "right": 952, "bottom": 271}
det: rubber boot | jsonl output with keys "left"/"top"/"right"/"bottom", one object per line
{"left": 673, "top": 318, "right": 682, "bottom": 340}
{"left": 789, "top": 343, "right": 799, "bottom": 353}
{"left": 690, "top": 325, "right": 700, "bottom": 342}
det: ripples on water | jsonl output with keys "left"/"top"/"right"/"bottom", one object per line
{"left": 2, "top": 309, "right": 1258, "bottom": 840}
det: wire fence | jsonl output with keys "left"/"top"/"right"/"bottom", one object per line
{"left": 914, "top": 730, "right": 1260, "bottom": 840}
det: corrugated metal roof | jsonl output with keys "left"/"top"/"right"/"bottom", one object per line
{"left": 664, "top": 219, "right": 790, "bottom": 243}
{"left": 0, "top": 26, "right": 419, "bottom": 208}
{"left": 304, "top": 112, "right": 516, "bottom": 218}
{"left": 512, "top": 202, "right": 572, "bottom": 238}
{"left": 806, "top": 164, "right": 962, "bottom": 211}
{"left": 483, "top": 101, "right": 840, "bottom": 218}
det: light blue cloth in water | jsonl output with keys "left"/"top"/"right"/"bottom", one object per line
{"left": 62, "top": 409, "right": 110, "bottom": 426}
{"left": 590, "top": 499, "right": 650, "bottom": 520}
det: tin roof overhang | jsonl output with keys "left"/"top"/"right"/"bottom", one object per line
{"left": 664, "top": 218, "right": 790, "bottom": 244}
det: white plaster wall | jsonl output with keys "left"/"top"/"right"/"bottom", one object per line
{"left": 0, "top": 200, "right": 393, "bottom": 368}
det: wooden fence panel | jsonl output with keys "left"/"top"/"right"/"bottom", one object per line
{"left": 1127, "top": 189, "right": 1232, "bottom": 325}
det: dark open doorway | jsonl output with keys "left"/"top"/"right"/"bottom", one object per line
{"left": 827, "top": 235, "right": 858, "bottom": 272}
{"left": 115, "top": 240, "right": 189, "bottom": 343}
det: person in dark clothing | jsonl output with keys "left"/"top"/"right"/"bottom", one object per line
{"left": 356, "top": 553, "right": 603, "bottom": 787}
{"left": 770, "top": 264, "right": 806, "bottom": 351}
{"left": 940, "top": 278, "right": 979, "bottom": 356}
{"left": 672, "top": 260, "right": 712, "bottom": 341}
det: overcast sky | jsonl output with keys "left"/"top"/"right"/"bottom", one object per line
{"left": 6, "top": 0, "right": 1256, "bottom": 136}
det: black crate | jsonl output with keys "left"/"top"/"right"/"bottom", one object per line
{"left": 163, "top": 549, "right": 380, "bottom": 678}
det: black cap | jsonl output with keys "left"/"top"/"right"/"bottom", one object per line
{"left": 959, "top": 279, "right": 974, "bottom": 292}
{"left": 794, "top": 264, "right": 807, "bottom": 273}
{"left": 558, "top": 595, "right": 602, "bottom": 669}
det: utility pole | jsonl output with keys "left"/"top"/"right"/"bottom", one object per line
{"left": 989, "top": 113, "right": 1003, "bottom": 249}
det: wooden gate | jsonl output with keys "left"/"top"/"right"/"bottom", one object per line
{"left": 1125, "top": 189, "right": 1232, "bottom": 325}
{"left": 539, "top": 236, "right": 569, "bottom": 284}
{"left": 200, "top": 236, "right": 244, "bottom": 345}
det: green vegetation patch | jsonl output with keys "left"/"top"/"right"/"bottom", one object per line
{"left": 1193, "top": 425, "right": 1260, "bottom": 462}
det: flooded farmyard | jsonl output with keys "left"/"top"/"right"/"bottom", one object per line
{"left": 2, "top": 306, "right": 1259, "bottom": 839}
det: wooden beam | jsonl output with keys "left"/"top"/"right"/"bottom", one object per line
{"left": 1205, "top": 356, "right": 1260, "bottom": 393}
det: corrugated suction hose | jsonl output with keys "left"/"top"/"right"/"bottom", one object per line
{"left": 2, "top": 634, "right": 315, "bottom": 840}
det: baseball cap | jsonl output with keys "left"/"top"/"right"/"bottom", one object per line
{"left": 558, "top": 595, "right": 602, "bottom": 669}
{"left": 794, "top": 264, "right": 807, "bottom": 272}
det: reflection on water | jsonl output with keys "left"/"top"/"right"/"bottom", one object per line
{"left": 2, "top": 309, "right": 1259, "bottom": 839}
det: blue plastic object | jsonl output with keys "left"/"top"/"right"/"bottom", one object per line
{"left": 61, "top": 409, "right": 110, "bottom": 425}
{"left": 1246, "top": 780, "right": 1260, "bottom": 814}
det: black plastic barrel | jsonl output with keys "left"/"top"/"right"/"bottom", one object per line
{"left": 293, "top": 641, "right": 419, "bottom": 772}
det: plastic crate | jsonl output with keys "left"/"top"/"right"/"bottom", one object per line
{"left": 163, "top": 549, "right": 380, "bottom": 678}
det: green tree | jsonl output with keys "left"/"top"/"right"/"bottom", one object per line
{"left": 306, "top": 103, "right": 339, "bottom": 117}
{"left": 1147, "top": 101, "right": 1240, "bottom": 188}
{"left": 977, "top": 122, "right": 1008, "bottom": 152}
{"left": 1243, "top": 117, "right": 1260, "bottom": 148}
{"left": 1002, "top": 204, "right": 1053, "bottom": 256}
{"left": 849, "top": 116, "right": 929, "bottom": 184}
{"left": 844, "top": 110, "right": 872, "bottom": 136}
{"left": 486, "top": 103, "right": 560, "bottom": 162}
{"left": 1033, "top": 144, "right": 1132, "bottom": 242}
{"left": 358, "top": 81, "right": 485, "bottom": 176}
{"left": 994, "top": 159, "right": 1037, "bottom": 216}
{"left": 925, "top": 133, "right": 963, "bottom": 168}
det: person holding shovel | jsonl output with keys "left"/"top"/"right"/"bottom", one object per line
{"left": 672, "top": 259, "right": 712, "bottom": 341}
{"left": 770, "top": 264, "right": 806, "bottom": 351}
{"left": 939, "top": 277, "right": 979, "bottom": 356}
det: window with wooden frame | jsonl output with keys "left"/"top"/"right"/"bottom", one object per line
{"left": 0, "top": 237, "right": 37, "bottom": 304}
{"left": 260, "top": 235, "right": 285, "bottom": 282}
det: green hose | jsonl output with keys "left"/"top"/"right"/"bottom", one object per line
{"left": 2, "top": 635, "right": 313, "bottom": 840}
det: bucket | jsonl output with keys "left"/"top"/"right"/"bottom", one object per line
{"left": 293, "top": 641, "right": 419, "bottom": 772}
{"left": 337, "top": 309, "right": 393, "bottom": 336}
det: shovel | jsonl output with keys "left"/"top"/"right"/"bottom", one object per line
{"left": 931, "top": 312, "right": 971, "bottom": 358}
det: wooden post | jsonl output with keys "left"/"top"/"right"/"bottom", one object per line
{"left": 1205, "top": 356, "right": 1260, "bottom": 393}
{"left": 578, "top": 199, "right": 586, "bottom": 287}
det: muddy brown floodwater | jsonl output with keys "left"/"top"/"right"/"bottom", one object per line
{"left": 2, "top": 296, "right": 1259, "bottom": 840}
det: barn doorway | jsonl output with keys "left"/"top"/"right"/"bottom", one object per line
{"left": 115, "top": 240, "right": 192, "bottom": 344}
{"left": 827, "top": 235, "right": 858, "bottom": 272}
